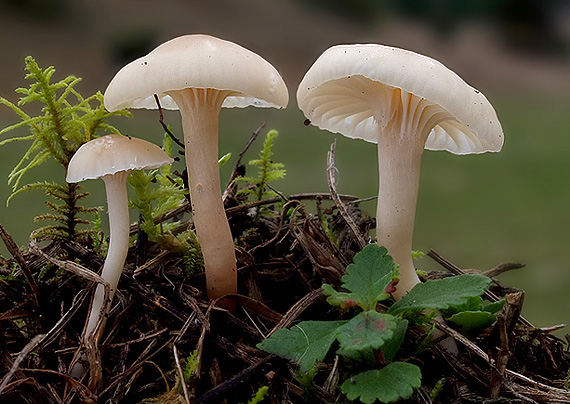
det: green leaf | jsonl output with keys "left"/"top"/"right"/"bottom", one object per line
{"left": 388, "top": 274, "right": 491, "bottom": 316}
{"left": 446, "top": 310, "right": 497, "bottom": 334}
{"left": 323, "top": 244, "right": 397, "bottom": 311}
{"left": 218, "top": 152, "right": 231, "bottom": 167}
{"left": 336, "top": 311, "right": 397, "bottom": 356}
{"left": 341, "top": 362, "right": 421, "bottom": 403}
{"left": 442, "top": 296, "right": 484, "bottom": 317}
{"left": 242, "top": 386, "right": 269, "bottom": 404}
{"left": 257, "top": 321, "right": 346, "bottom": 372}
{"left": 381, "top": 318, "right": 408, "bottom": 362}
{"left": 484, "top": 299, "right": 505, "bottom": 314}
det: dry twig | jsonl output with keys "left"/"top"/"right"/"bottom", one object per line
{"left": 326, "top": 140, "right": 367, "bottom": 249}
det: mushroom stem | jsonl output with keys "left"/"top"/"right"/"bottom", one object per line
{"left": 168, "top": 88, "right": 237, "bottom": 300}
{"left": 375, "top": 90, "right": 452, "bottom": 300}
{"left": 377, "top": 131, "right": 423, "bottom": 299}
{"left": 85, "top": 171, "right": 130, "bottom": 339}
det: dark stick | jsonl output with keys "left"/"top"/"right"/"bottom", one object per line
{"left": 153, "top": 94, "right": 185, "bottom": 149}
{"left": 134, "top": 214, "right": 148, "bottom": 267}
{"left": 128, "top": 192, "right": 365, "bottom": 235}
{"left": 326, "top": 140, "right": 367, "bottom": 249}
{"left": 193, "top": 355, "right": 275, "bottom": 404}
{"left": 222, "top": 122, "right": 266, "bottom": 202}
{"left": 0, "top": 223, "right": 40, "bottom": 306}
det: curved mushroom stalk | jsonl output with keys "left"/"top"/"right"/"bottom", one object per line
{"left": 66, "top": 134, "right": 173, "bottom": 376}
{"left": 84, "top": 172, "right": 130, "bottom": 339}
{"left": 167, "top": 88, "right": 237, "bottom": 300}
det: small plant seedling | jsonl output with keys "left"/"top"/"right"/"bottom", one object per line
{"left": 240, "top": 386, "right": 269, "bottom": 404}
{"left": 0, "top": 56, "right": 128, "bottom": 241}
{"left": 258, "top": 244, "right": 494, "bottom": 403}
{"left": 237, "top": 129, "right": 286, "bottom": 217}
{"left": 128, "top": 133, "right": 204, "bottom": 274}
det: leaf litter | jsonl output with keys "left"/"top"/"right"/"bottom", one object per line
{"left": 0, "top": 137, "right": 569, "bottom": 404}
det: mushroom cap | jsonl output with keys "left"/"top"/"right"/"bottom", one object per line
{"left": 66, "top": 135, "right": 174, "bottom": 183}
{"left": 104, "top": 34, "right": 289, "bottom": 112}
{"left": 297, "top": 44, "right": 504, "bottom": 154}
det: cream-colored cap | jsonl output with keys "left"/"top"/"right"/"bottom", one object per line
{"left": 66, "top": 135, "right": 173, "bottom": 183}
{"left": 104, "top": 34, "right": 289, "bottom": 112}
{"left": 297, "top": 44, "right": 503, "bottom": 154}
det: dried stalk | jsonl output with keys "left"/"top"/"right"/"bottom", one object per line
{"left": 173, "top": 344, "right": 191, "bottom": 404}
{"left": 222, "top": 121, "right": 266, "bottom": 202}
{"left": 0, "top": 223, "right": 40, "bottom": 305}
{"left": 0, "top": 333, "right": 45, "bottom": 393}
{"left": 326, "top": 140, "right": 367, "bottom": 248}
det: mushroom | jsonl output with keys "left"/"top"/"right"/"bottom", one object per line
{"left": 103, "top": 34, "right": 289, "bottom": 300}
{"left": 66, "top": 134, "right": 173, "bottom": 340}
{"left": 297, "top": 44, "right": 503, "bottom": 299}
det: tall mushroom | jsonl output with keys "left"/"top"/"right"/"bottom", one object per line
{"left": 103, "top": 34, "right": 288, "bottom": 300}
{"left": 297, "top": 44, "right": 504, "bottom": 299}
{"left": 67, "top": 134, "right": 173, "bottom": 341}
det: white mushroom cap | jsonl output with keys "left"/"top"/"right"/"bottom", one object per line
{"left": 104, "top": 34, "right": 289, "bottom": 112}
{"left": 66, "top": 134, "right": 174, "bottom": 183}
{"left": 297, "top": 44, "right": 504, "bottom": 155}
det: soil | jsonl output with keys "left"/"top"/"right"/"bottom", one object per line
{"left": 0, "top": 139, "right": 569, "bottom": 404}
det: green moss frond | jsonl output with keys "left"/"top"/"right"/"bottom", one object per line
{"left": 0, "top": 56, "right": 129, "bottom": 241}
{"left": 236, "top": 129, "right": 286, "bottom": 217}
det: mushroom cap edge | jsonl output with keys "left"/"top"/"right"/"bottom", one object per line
{"left": 296, "top": 43, "right": 504, "bottom": 155}
{"left": 66, "top": 134, "right": 174, "bottom": 183}
{"left": 104, "top": 34, "right": 289, "bottom": 113}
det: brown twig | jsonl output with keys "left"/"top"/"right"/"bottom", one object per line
{"left": 435, "top": 311, "right": 570, "bottom": 400}
{"left": 0, "top": 223, "right": 40, "bottom": 306}
{"left": 222, "top": 122, "right": 266, "bottom": 202}
{"left": 36, "top": 289, "right": 90, "bottom": 352}
{"left": 490, "top": 292, "right": 524, "bottom": 398}
{"left": 269, "top": 288, "right": 323, "bottom": 336}
{"left": 100, "top": 336, "right": 174, "bottom": 398}
{"left": 193, "top": 355, "right": 275, "bottom": 404}
{"left": 484, "top": 261, "right": 526, "bottom": 278}
{"left": 326, "top": 140, "right": 367, "bottom": 249}
{"left": 154, "top": 94, "right": 185, "bottom": 149}
{"left": 0, "top": 333, "right": 45, "bottom": 393}
{"left": 173, "top": 344, "right": 191, "bottom": 404}
{"left": 193, "top": 300, "right": 214, "bottom": 379}
{"left": 133, "top": 250, "right": 170, "bottom": 277}
{"left": 128, "top": 192, "right": 363, "bottom": 235}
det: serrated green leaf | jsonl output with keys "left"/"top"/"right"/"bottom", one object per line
{"left": 323, "top": 244, "right": 397, "bottom": 311}
{"left": 341, "top": 362, "right": 421, "bottom": 403}
{"left": 336, "top": 311, "right": 397, "bottom": 356}
{"left": 388, "top": 274, "right": 491, "bottom": 316}
{"left": 257, "top": 321, "right": 346, "bottom": 372}
{"left": 447, "top": 310, "right": 497, "bottom": 334}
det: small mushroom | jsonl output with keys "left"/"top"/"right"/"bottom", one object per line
{"left": 103, "top": 34, "right": 288, "bottom": 300}
{"left": 66, "top": 134, "right": 173, "bottom": 341}
{"left": 297, "top": 44, "right": 503, "bottom": 299}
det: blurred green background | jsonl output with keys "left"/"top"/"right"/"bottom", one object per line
{"left": 0, "top": 0, "right": 569, "bottom": 332}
